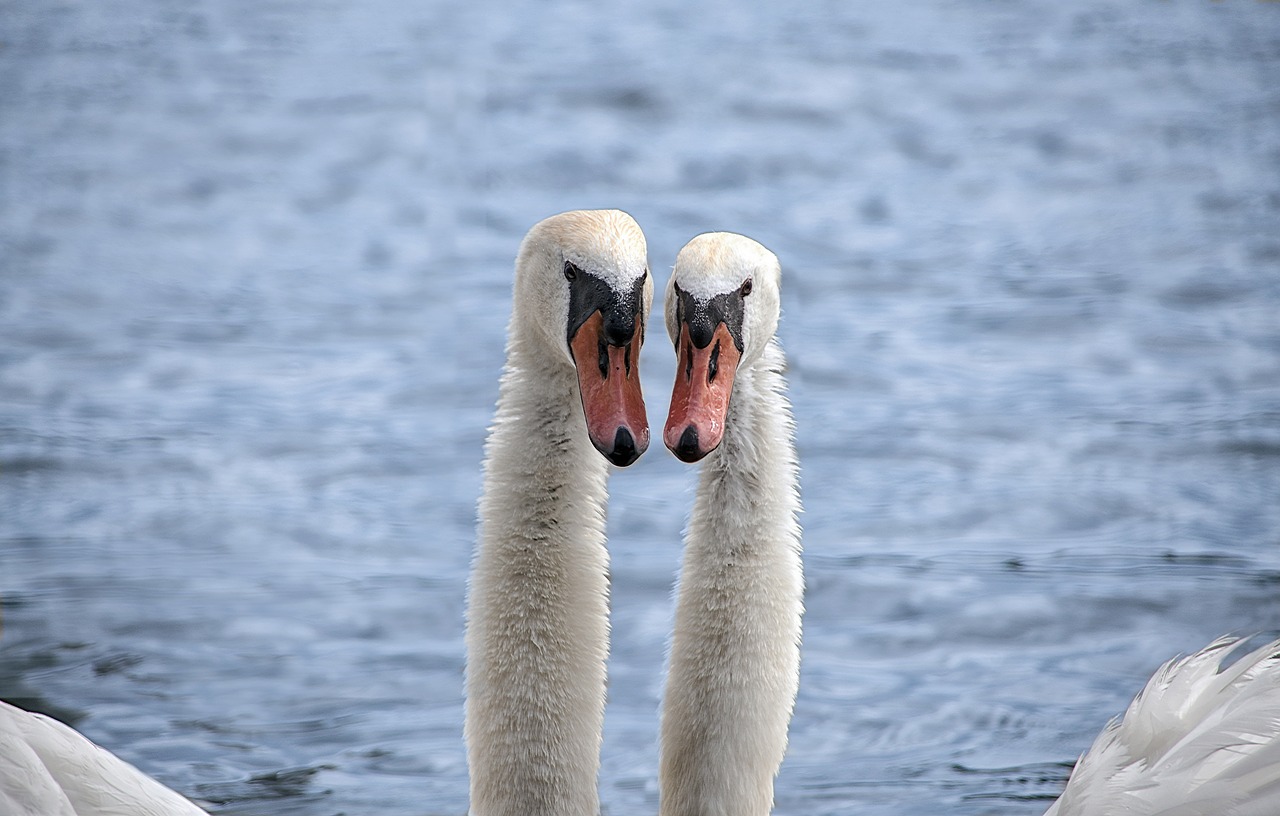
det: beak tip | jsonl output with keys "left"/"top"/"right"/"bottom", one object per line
{"left": 666, "top": 424, "right": 709, "bottom": 463}
{"left": 604, "top": 426, "right": 646, "bottom": 467}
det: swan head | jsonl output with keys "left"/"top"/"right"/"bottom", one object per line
{"left": 515, "top": 209, "right": 653, "bottom": 466}
{"left": 663, "top": 232, "right": 780, "bottom": 463}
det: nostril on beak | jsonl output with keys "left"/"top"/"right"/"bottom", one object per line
{"left": 608, "top": 427, "right": 639, "bottom": 467}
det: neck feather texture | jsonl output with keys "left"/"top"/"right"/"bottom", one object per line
{"left": 465, "top": 333, "right": 611, "bottom": 816}
{"left": 660, "top": 338, "right": 804, "bottom": 816}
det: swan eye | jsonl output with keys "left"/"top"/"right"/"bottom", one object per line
{"left": 564, "top": 262, "right": 578, "bottom": 281}
{"left": 740, "top": 279, "right": 753, "bottom": 296}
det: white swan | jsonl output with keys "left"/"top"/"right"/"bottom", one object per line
{"left": 655, "top": 231, "right": 1280, "bottom": 816}
{"left": 0, "top": 210, "right": 654, "bottom": 816}
{"left": 465, "top": 209, "right": 652, "bottom": 816}
{"left": 0, "top": 700, "right": 206, "bottom": 815}
{"left": 1047, "top": 635, "right": 1280, "bottom": 816}
{"left": 658, "top": 232, "right": 803, "bottom": 816}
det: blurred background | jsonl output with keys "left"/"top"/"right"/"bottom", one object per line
{"left": 2, "top": 2, "right": 1278, "bottom": 814}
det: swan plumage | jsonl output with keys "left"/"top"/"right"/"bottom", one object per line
{"left": 0, "top": 700, "right": 206, "bottom": 816}
{"left": 1046, "top": 635, "right": 1280, "bottom": 816}
{"left": 464, "top": 209, "right": 651, "bottom": 816}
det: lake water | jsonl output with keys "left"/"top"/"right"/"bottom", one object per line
{"left": 2, "top": 2, "right": 1278, "bottom": 814}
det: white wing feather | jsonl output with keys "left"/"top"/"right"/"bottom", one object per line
{"left": 0, "top": 701, "right": 207, "bottom": 816}
{"left": 1045, "top": 636, "right": 1280, "bottom": 816}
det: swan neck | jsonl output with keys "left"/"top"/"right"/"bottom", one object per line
{"left": 465, "top": 336, "right": 611, "bottom": 816}
{"left": 660, "top": 338, "right": 804, "bottom": 816}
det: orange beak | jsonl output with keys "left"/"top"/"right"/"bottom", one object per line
{"left": 569, "top": 310, "right": 649, "bottom": 466}
{"left": 664, "top": 322, "right": 742, "bottom": 463}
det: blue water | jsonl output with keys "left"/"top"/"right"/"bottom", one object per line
{"left": 2, "top": 2, "right": 1279, "bottom": 814}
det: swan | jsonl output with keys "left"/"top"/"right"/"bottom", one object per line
{"left": 658, "top": 232, "right": 803, "bottom": 816}
{"left": 464, "top": 209, "right": 652, "bottom": 816}
{"left": 0, "top": 210, "right": 653, "bottom": 816}
{"left": 655, "top": 231, "right": 1280, "bottom": 816}
{"left": 1046, "top": 635, "right": 1280, "bottom": 816}
{"left": 0, "top": 699, "right": 206, "bottom": 815}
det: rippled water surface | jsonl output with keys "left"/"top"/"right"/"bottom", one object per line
{"left": 2, "top": 2, "right": 1279, "bottom": 814}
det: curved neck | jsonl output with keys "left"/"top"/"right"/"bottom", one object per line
{"left": 660, "top": 339, "right": 804, "bottom": 816}
{"left": 466, "top": 333, "right": 611, "bottom": 816}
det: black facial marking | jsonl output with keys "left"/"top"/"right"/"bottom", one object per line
{"left": 567, "top": 267, "right": 647, "bottom": 348}
{"left": 673, "top": 283, "right": 746, "bottom": 353}
{"left": 708, "top": 339, "right": 720, "bottom": 382}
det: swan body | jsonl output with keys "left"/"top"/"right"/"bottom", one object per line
{"left": 0, "top": 700, "right": 206, "bottom": 816}
{"left": 658, "top": 233, "right": 803, "bottom": 816}
{"left": 1045, "top": 635, "right": 1280, "bottom": 816}
{"left": 465, "top": 209, "right": 652, "bottom": 816}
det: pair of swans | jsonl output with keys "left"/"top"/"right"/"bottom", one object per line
{"left": 2, "top": 210, "right": 1278, "bottom": 816}
{"left": 464, "top": 211, "right": 802, "bottom": 816}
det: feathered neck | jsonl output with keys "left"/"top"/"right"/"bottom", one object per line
{"left": 689, "top": 340, "right": 800, "bottom": 554}
{"left": 660, "top": 337, "right": 804, "bottom": 816}
{"left": 465, "top": 327, "right": 612, "bottom": 816}
{"left": 483, "top": 333, "right": 610, "bottom": 512}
